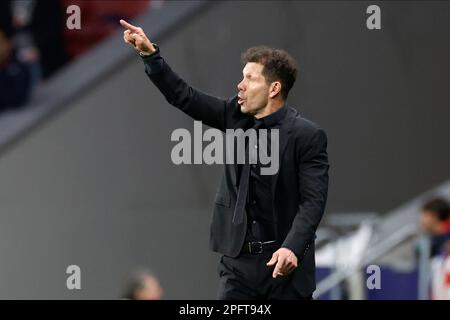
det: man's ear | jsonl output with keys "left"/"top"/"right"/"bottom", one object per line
{"left": 269, "top": 81, "right": 282, "bottom": 99}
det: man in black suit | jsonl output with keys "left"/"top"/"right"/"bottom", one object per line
{"left": 121, "top": 19, "right": 329, "bottom": 300}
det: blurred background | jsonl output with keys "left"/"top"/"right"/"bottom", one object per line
{"left": 0, "top": 0, "right": 449, "bottom": 299}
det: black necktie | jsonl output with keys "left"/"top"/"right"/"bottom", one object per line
{"left": 232, "top": 121, "right": 262, "bottom": 225}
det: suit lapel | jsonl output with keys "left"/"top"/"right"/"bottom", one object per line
{"left": 231, "top": 115, "right": 253, "bottom": 188}
{"left": 271, "top": 107, "right": 296, "bottom": 195}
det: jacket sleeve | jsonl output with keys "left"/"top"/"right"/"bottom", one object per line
{"left": 282, "top": 128, "right": 329, "bottom": 259}
{"left": 141, "top": 46, "right": 232, "bottom": 131}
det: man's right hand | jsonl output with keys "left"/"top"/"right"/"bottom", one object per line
{"left": 120, "top": 19, "right": 156, "bottom": 56}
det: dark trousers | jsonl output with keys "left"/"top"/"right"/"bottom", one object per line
{"left": 217, "top": 248, "right": 313, "bottom": 300}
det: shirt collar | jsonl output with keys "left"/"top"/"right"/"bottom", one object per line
{"left": 254, "top": 104, "right": 287, "bottom": 128}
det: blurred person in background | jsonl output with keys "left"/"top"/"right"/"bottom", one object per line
{"left": 419, "top": 198, "right": 450, "bottom": 299}
{"left": 0, "top": 4, "right": 31, "bottom": 112}
{"left": 24, "top": 0, "right": 68, "bottom": 79}
{"left": 419, "top": 197, "right": 450, "bottom": 257}
{"left": 122, "top": 269, "right": 163, "bottom": 300}
{"left": 0, "top": 0, "right": 68, "bottom": 113}
{"left": 7, "top": 0, "right": 68, "bottom": 81}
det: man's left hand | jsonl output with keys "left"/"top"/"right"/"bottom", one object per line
{"left": 266, "top": 248, "right": 298, "bottom": 278}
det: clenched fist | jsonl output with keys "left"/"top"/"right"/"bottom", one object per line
{"left": 120, "top": 19, "right": 156, "bottom": 56}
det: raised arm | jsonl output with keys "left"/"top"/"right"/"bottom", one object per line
{"left": 120, "top": 19, "right": 231, "bottom": 131}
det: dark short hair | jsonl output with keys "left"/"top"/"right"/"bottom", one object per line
{"left": 422, "top": 198, "right": 450, "bottom": 221}
{"left": 241, "top": 46, "right": 298, "bottom": 100}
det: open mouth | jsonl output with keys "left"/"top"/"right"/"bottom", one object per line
{"left": 238, "top": 98, "right": 246, "bottom": 105}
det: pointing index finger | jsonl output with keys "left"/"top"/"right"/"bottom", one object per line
{"left": 120, "top": 19, "right": 139, "bottom": 32}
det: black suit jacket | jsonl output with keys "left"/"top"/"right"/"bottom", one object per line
{"left": 142, "top": 47, "right": 329, "bottom": 296}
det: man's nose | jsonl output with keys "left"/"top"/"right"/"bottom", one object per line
{"left": 237, "top": 80, "right": 245, "bottom": 91}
